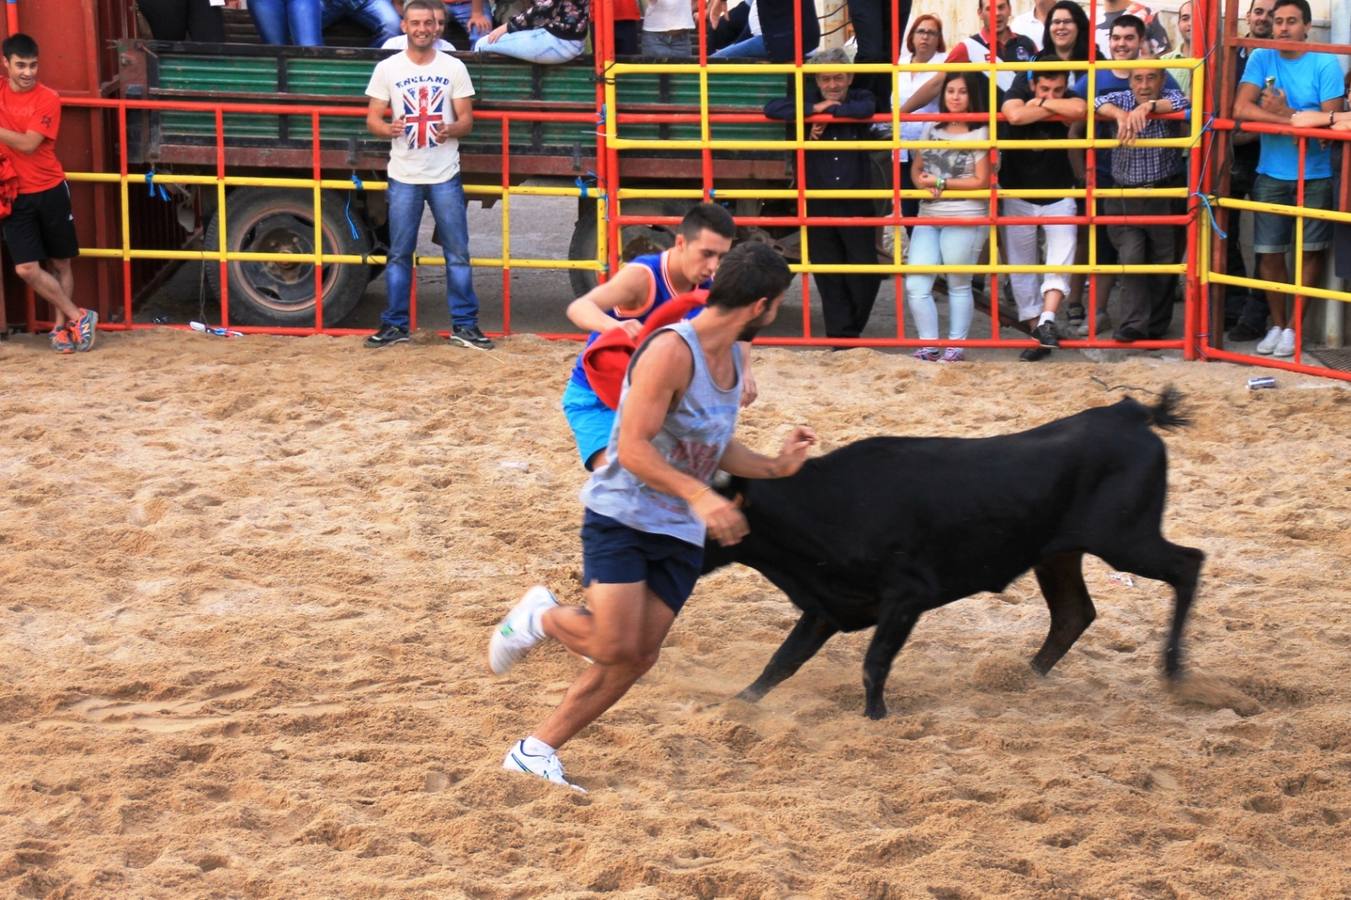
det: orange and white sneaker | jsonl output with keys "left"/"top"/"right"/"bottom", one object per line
{"left": 72, "top": 308, "right": 98, "bottom": 351}
{"left": 49, "top": 325, "right": 75, "bottom": 354}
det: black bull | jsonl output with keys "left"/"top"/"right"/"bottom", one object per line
{"left": 700, "top": 389, "right": 1205, "bottom": 719}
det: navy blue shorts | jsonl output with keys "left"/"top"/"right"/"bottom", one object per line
{"left": 581, "top": 509, "right": 703, "bottom": 615}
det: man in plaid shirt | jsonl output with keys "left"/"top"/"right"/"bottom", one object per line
{"left": 1094, "top": 68, "right": 1189, "bottom": 342}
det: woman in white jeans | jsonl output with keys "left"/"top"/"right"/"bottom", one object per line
{"left": 905, "top": 72, "right": 991, "bottom": 362}
{"left": 475, "top": 0, "right": 588, "bottom": 64}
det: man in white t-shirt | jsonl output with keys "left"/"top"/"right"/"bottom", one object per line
{"left": 364, "top": 0, "right": 492, "bottom": 349}
{"left": 1010, "top": 0, "right": 1056, "bottom": 50}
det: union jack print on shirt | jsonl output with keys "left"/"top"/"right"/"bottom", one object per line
{"left": 400, "top": 84, "right": 446, "bottom": 150}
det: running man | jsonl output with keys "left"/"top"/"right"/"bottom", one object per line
{"left": 0, "top": 33, "right": 96, "bottom": 353}
{"left": 563, "top": 202, "right": 757, "bottom": 471}
{"left": 489, "top": 242, "right": 817, "bottom": 792}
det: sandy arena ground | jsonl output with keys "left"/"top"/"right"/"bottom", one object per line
{"left": 1, "top": 330, "right": 1348, "bottom": 898}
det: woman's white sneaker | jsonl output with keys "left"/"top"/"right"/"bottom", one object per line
{"left": 1274, "top": 327, "right": 1297, "bottom": 358}
{"left": 502, "top": 740, "right": 586, "bottom": 792}
{"left": 488, "top": 585, "right": 558, "bottom": 674}
{"left": 1255, "top": 325, "right": 1283, "bottom": 355}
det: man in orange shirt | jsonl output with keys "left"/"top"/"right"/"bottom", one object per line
{"left": 0, "top": 34, "right": 95, "bottom": 353}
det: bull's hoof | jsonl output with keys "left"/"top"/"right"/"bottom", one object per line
{"left": 864, "top": 703, "right": 888, "bottom": 720}
{"left": 1030, "top": 658, "right": 1053, "bottom": 677}
{"left": 734, "top": 687, "right": 765, "bottom": 703}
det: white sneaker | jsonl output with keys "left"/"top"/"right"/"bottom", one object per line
{"left": 1274, "top": 327, "right": 1297, "bottom": 358}
{"left": 1255, "top": 325, "right": 1282, "bottom": 355}
{"left": 487, "top": 585, "right": 558, "bottom": 675}
{"left": 502, "top": 740, "right": 586, "bottom": 793}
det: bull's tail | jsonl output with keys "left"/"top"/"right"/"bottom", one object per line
{"left": 1146, "top": 385, "right": 1190, "bottom": 431}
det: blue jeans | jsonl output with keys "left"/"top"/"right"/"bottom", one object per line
{"left": 249, "top": 0, "right": 323, "bottom": 45}
{"left": 905, "top": 223, "right": 988, "bottom": 341}
{"left": 446, "top": 0, "right": 492, "bottom": 43}
{"left": 474, "top": 28, "right": 584, "bottom": 63}
{"left": 709, "top": 34, "right": 766, "bottom": 59}
{"left": 641, "top": 30, "right": 692, "bottom": 57}
{"left": 323, "top": 0, "right": 403, "bottom": 45}
{"left": 383, "top": 176, "right": 481, "bottom": 330}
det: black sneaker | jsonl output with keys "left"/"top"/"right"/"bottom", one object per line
{"left": 1227, "top": 321, "right": 1267, "bottom": 342}
{"left": 449, "top": 325, "right": 494, "bottom": 349}
{"left": 1019, "top": 346, "right": 1051, "bottom": 362}
{"left": 1032, "top": 321, "right": 1060, "bottom": 349}
{"left": 365, "top": 325, "right": 410, "bottom": 348}
{"left": 1067, "top": 303, "right": 1085, "bottom": 326}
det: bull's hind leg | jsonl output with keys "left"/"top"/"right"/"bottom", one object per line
{"left": 1099, "top": 539, "right": 1205, "bottom": 679}
{"left": 861, "top": 601, "right": 922, "bottom": 720}
{"left": 737, "top": 612, "right": 838, "bottom": 703}
{"left": 1030, "top": 552, "right": 1097, "bottom": 675}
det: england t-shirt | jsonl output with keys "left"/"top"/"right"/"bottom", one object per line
{"left": 366, "top": 50, "right": 475, "bottom": 184}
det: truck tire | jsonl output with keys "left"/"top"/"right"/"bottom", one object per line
{"left": 568, "top": 199, "right": 690, "bottom": 297}
{"left": 204, "top": 188, "right": 372, "bottom": 327}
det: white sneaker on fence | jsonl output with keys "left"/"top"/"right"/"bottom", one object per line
{"left": 1255, "top": 325, "right": 1282, "bottom": 355}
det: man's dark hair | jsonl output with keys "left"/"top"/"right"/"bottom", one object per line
{"left": 678, "top": 202, "right": 736, "bottom": 242}
{"left": 1110, "top": 14, "right": 1146, "bottom": 39}
{"left": 1272, "top": 0, "right": 1311, "bottom": 23}
{"left": 402, "top": 0, "right": 442, "bottom": 18}
{"left": 706, "top": 242, "right": 791, "bottom": 310}
{"left": 2, "top": 33, "right": 39, "bottom": 60}
{"left": 1032, "top": 68, "right": 1071, "bottom": 85}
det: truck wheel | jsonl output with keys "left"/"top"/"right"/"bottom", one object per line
{"left": 567, "top": 200, "right": 689, "bottom": 297}
{"left": 204, "top": 188, "right": 372, "bottom": 327}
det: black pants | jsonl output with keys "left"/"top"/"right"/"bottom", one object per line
{"left": 1104, "top": 194, "right": 1181, "bottom": 338}
{"left": 139, "top": 0, "right": 226, "bottom": 41}
{"left": 846, "top": 0, "right": 910, "bottom": 113}
{"left": 810, "top": 223, "right": 881, "bottom": 338}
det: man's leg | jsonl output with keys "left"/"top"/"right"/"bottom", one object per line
{"left": 427, "top": 175, "right": 481, "bottom": 329}
{"left": 841, "top": 223, "right": 882, "bottom": 337}
{"left": 810, "top": 226, "right": 853, "bottom": 338}
{"left": 1002, "top": 205, "right": 1043, "bottom": 328}
{"left": 13, "top": 261, "right": 80, "bottom": 324}
{"left": 379, "top": 178, "right": 420, "bottom": 331}
{"left": 532, "top": 583, "right": 676, "bottom": 749}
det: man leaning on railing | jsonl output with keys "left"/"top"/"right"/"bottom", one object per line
{"left": 1094, "top": 66, "right": 1188, "bottom": 344}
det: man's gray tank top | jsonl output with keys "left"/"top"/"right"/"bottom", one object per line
{"left": 580, "top": 320, "right": 744, "bottom": 546}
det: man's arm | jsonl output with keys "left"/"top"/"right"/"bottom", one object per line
{"left": 717, "top": 428, "right": 816, "bottom": 479}
{"left": 0, "top": 127, "right": 44, "bottom": 154}
{"left": 469, "top": 0, "right": 493, "bottom": 32}
{"left": 900, "top": 71, "right": 945, "bottom": 114}
{"left": 565, "top": 263, "right": 654, "bottom": 335}
{"left": 438, "top": 96, "right": 474, "bottom": 139}
{"left": 830, "top": 89, "right": 876, "bottom": 119}
{"left": 1233, "top": 81, "right": 1291, "bottom": 125}
{"left": 366, "top": 97, "right": 403, "bottom": 138}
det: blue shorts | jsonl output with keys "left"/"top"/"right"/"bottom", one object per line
{"left": 561, "top": 380, "right": 614, "bottom": 470}
{"left": 1252, "top": 174, "right": 1333, "bottom": 254}
{"left": 581, "top": 509, "right": 703, "bottom": 615}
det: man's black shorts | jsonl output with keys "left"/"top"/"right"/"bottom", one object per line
{"left": 2, "top": 182, "right": 79, "bottom": 265}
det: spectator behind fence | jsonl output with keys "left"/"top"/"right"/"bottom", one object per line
{"left": 642, "top": 0, "right": 696, "bottom": 57}
{"left": 1233, "top": 0, "right": 1342, "bottom": 358}
{"left": 139, "top": 0, "right": 235, "bottom": 42}
{"left": 1011, "top": 0, "right": 1056, "bottom": 51}
{"left": 999, "top": 67, "right": 1086, "bottom": 361}
{"left": 900, "top": 0, "right": 1037, "bottom": 115}
{"left": 764, "top": 48, "right": 881, "bottom": 340}
{"left": 1223, "top": 0, "right": 1274, "bottom": 343}
{"left": 1161, "top": 0, "right": 1194, "bottom": 95}
{"left": 249, "top": 0, "right": 402, "bottom": 46}
{"left": 365, "top": 0, "right": 492, "bottom": 349}
{"left": 475, "top": 0, "right": 589, "bottom": 63}
{"left": 1070, "top": 14, "right": 1179, "bottom": 337}
{"left": 1094, "top": 0, "right": 1170, "bottom": 58}
{"left": 707, "top": 0, "right": 820, "bottom": 62}
{"left": 613, "top": 0, "right": 642, "bottom": 55}
{"left": 0, "top": 33, "right": 98, "bottom": 353}
{"left": 847, "top": 0, "right": 912, "bottom": 117}
{"left": 1094, "top": 67, "right": 1189, "bottom": 343}
{"left": 905, "top": 72, "right": 992, "bottom": 362}
{"left": 894, "top": 15, "right": 947, "bottom": 226}
{"left": 382, "top": 2, "right": 454, "bottom": 50}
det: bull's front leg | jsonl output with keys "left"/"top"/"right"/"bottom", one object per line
{"left": 861, "top": 600, "right": 922, "bottom": 720}
{"left": 737, "top": 612, "right": 838, "bottom": 703}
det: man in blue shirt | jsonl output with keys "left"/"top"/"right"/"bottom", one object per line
{"left": 1233, "top": 0, "right": 1343, "bottom": 358}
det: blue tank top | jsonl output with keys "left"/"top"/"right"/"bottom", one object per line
{"left": 568, "top": 250, "right": 707, "bottom": 389}
{"left": 580, "top": 321, "right": 744, "bottom": 546}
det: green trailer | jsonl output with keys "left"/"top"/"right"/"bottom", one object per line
{"left": 116, "top": 39, "right": 795, "bottom": 325}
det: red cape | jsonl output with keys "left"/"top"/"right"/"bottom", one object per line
{"left": 581, "top": 290, "right": 708, "bottom": 410}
